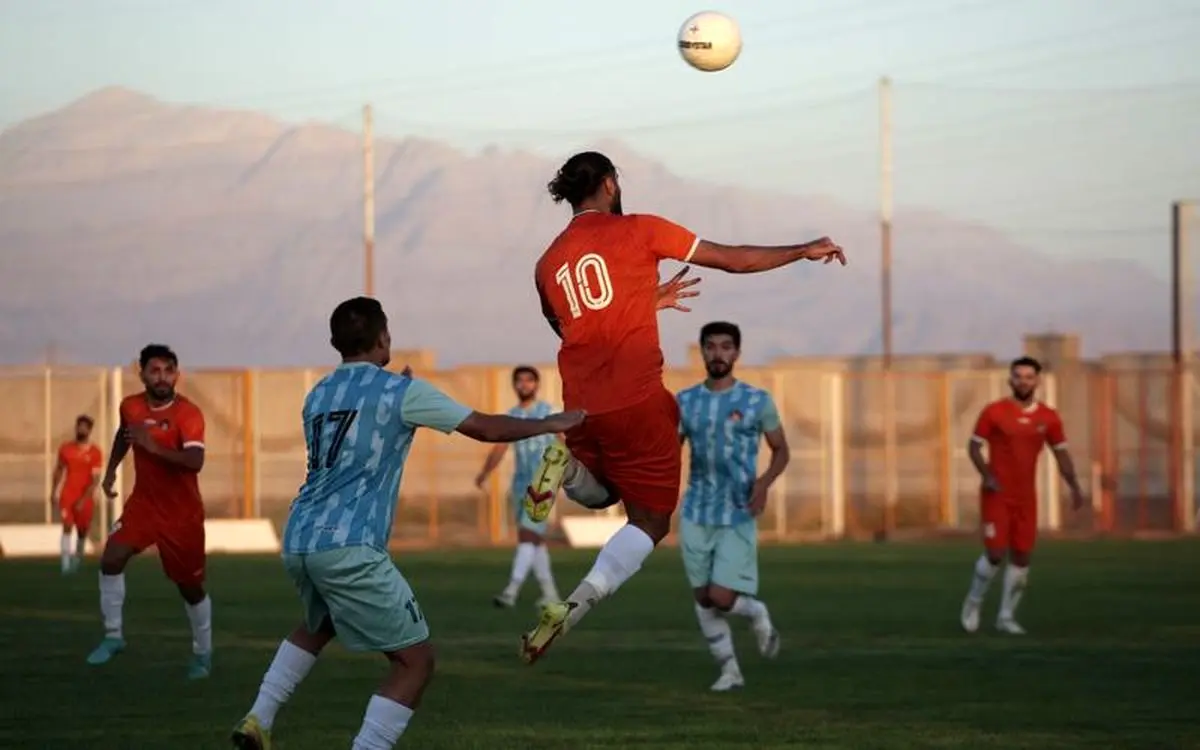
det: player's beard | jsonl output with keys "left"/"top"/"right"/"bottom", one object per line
{"left": 1010, "top": 386, "right": 1035, "bottom": 402}
{"left": 74, "top": 431, "right": 88, "bottom": 442}
{"left": 149, "top": 384, "right": 175, "bottom": 403}
{"left": 705, "top": 360, "right": 732, "bottom": 379}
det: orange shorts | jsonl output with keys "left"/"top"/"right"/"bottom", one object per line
{"left": 565, "top": 387, "right": 682, "bottom": 515}
{"left": 980, "top": 494, "right": 1037, "bottom": 555}
{"left": 108, "top": 497, "right": 207, "bottom": 586}
{"left": 60, "top": 496, "right": 95, "bottom": 532}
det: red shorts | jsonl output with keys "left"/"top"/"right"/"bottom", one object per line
{"left": 980, "top": 494, "right": 1036, "bottom": 555}
{"left": 60, "top": 496, "right": 95, "bottom": 531}
{"left": 565, "top": 387, "right": 681, "bottom": 514}
{"left": 108, "top": 497, "right": 207, "bottom": 586}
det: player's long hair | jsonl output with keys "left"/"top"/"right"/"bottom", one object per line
{"left": 547, "top": 151, "right": 616, "bottom": 207}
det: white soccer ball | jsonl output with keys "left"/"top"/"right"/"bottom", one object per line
{"left": 677, "top": 11, "right": 742, "bottom": 72}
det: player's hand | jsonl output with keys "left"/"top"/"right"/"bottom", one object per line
{"left": 101, "top": 474, "right": 118, "bottom": 500}
{"left": 748, "top": 478, "right": 770, "bottom": 517}
{"left": 474, "top": 471, "right": 488, "bottom": 489}
{"left": 802, "top": 237, "right": 847, "bottom": 265}
{"left": 1070, "top": 485, "right": 1086, "bottom": 511}
{"left": 656, "top": 266, "right": 702, "bottom": 312}
{"left": 544, "top": 410, "right": 586, "bottom": 433}
{"left": 401, "top": 365, "right": 414, "bottom": 378}
{"left": 981, "top": 474, "right": 1000, "bottom": 494}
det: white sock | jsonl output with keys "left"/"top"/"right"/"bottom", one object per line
{"left": 185, "top": 595, "right": 213, "bottom": 654}
{"left": 506, "top": 542, "right": 536, "bottom": 595}
{"left": 75, "top": 532, "right": 87, "bottom": 558}
{"left": 352, "top": 694, "right": 414, "bottom": 750}
{"left": 694, "top": 603, "right": 738, "bottom": 670}
{"left": 729, "top": 595, "right": 767, "bottom": 623}
{"left": 61, "top": 533, "right": 72, "bottom": 570}
{"left": 532, "top": 545, "right": 559, "bottom": 600}
{"left": 563, "top": 460, "right": 610, "bottom": 506}
{"left": 248, "top": 640, "right": 318, "bottom": 730}
{"left": 566, "top": 524, "right": 655, "bottom": 628}
{"left": 99, "top": 573, "right": 125, "bottom": 639}
{"left": 966, "top": 555, "right": 999, "bottom": 604}
{"left": 999, "top": 564, "right": 1029, "bottom": 621}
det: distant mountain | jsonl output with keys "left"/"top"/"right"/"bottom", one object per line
{"left": 0, "top": 87, "right": 1169, "bottom": 367}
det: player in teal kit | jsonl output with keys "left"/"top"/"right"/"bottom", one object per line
{"left": 676, "top": 322, "right": 789, "bottom": 692}
{"left": 475, "top": 366, "right": 561, "bottom": 609}
{"left": 230, "top": 297, "right": 583, "bottom": 750}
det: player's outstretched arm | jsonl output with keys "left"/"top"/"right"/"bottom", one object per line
{"left": 456, "top": 410, "right": 584, "bottom": 444}
{"left": 688, "top": 237, "right": 846, "bottom": 274}
{"left": 401, "top": 377, "right": 585, "bottom": 443}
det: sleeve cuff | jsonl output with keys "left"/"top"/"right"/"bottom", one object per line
{"left": 682, "top": 236, "right": 700, "bottom": 262}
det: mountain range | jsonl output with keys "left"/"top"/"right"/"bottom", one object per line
{"left": 0, "top": 87, "right": 1170, "bottom": 367}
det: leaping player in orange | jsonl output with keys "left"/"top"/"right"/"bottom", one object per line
{"left": 519, "top": 150, "right": 846, "bottom": 664}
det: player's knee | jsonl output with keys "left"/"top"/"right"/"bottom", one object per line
{"left": 692, "top": 588, "right": 713, "bottom": 608}
{"left": 1009, "top": 550, "right": 1032, "bottom": 567}
{"left": 99, "top": 543, "right": 134, "bottom": 574}
{"left": 624, "top": 507, "right": 672, "bottom": 544}
{"left": 707, "top": 585, "right": 737, "bottom": 611}
{"left": 176, "top": 582, "right": 206, "bottom": 605}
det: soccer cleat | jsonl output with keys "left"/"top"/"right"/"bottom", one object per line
{"left": 231, "top": 714, "right": 272, "bottom": 750}
{"left": 754, "top": 620, "right": 781, "bottom": 659}
{"left": 519, "top": 600, "right": 574, "bottom": 665}
{"left": 995, "top": 616, "right": 1026, "bottom": 635}
{"left": 960, "top": 597, "right": 982, "bottom": 634}
{"left": 710, "top": 663, "right": 745, "bottom": 692}
{"left": 493, "top": 590, "right": 517, "bottom": 608}
{"left": 523, "top": 443, "right": 570, "bottom": 523}
{"left": 187, "top": 652, "right": 213, "bottom": 680}
{"left": 86, "top": 636, "right": 126, "bottom": 665}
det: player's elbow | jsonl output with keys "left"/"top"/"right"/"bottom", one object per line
{"left": 456, "top": 413, "right": 522, "bottom": 443}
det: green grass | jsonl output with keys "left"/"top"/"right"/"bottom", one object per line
{"left": 1, "top": 540, "right": 1198, "bottom": 749}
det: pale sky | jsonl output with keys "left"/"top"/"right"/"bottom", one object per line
{"left": 2, "top": 0, "right": 1198, "bottom": 274}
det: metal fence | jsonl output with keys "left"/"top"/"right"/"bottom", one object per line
{"left": 1, "top": 361, "right": 1195, "bottom": 545}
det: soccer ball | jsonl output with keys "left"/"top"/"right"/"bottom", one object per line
{"left": 677, "top": 11, "right": 742, "bottom": 72}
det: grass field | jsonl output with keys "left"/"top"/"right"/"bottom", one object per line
{"left": 2, "top": 540, "right": 1198, "bottom": 749}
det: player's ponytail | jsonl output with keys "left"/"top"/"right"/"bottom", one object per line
{"left": 547, "top": 151, "right": 616, "bottom": 208}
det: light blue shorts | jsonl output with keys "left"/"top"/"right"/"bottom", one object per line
{"left": 679, "top": 518, "right": 759, "bottom": 596}
{"left": 282, "top": 546, "right": 429, "bottom": 653}
{"left": 510, "top": 490, "right": 549, "bottom": 536}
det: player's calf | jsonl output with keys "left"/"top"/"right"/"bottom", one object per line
{"left": 352, "top": 642, "right": 434, "bottom": 749}
{"left": 86, "top": 540, "right": 138, "bottom": 665}
{"left": 178, "top": 582, "right": 214, "bottom": 679}
{"left": 235, "top": 622, "right": 332, "bottom": 746}
{"left": 706, "top": 584, "right": 779, "bottom": 659}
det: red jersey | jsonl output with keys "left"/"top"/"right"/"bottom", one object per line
{"left": 971, "top": 399, "right": 1066, "bottom": 502}
{"left": 534, "top": 212, "right": 699, "bottom": 414}
{"left": 120, "top": 394, "right": 206, "bottom": 513}
{"left": 57, "top": 441, "right": 102, "bottom": 502}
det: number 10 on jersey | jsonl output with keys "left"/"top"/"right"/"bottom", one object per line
{"left": 555, "top": 254, "right": 614, "bottom": 319}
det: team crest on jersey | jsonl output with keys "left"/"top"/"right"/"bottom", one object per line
{"left": 729, "top": 410, "right": 743, "bottom": 423}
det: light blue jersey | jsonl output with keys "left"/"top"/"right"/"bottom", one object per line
{"left": 677, "top": 380, "right": 781, "bottom": 527}
{"left": 283, "top": 363, "right": 471, "bottom": 554}
{"left": 507, "top": 400, "right": 556, "bottom": 497}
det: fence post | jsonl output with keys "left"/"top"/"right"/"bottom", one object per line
{"left": 242, "top": 369, "right": 257, "bottom": 519}
{"left": 771, "top": 369, "right": 787, "bottom": 539}
{"left": 96, "top": 368, "right": 109, "bottom": 544}
{"left": 1044, "top": 372, "right": 1062, "bottom": 531}
{"left": 107, "top": 367, "right": 124, "bottom": 536}
{"left": 43, "top": 366, "right": 53, "bottom": 524}
{"left": 824, "top": 372, "right": 846, "bottom": 539}
{"left": 938, "top": 373, "right": 952, "bottom": 528}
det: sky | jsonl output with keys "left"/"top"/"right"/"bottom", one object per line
{"left": 1, "top": 0, "right": 1198, "bottom": 274}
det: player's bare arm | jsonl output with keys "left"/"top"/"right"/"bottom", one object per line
{"left": 968, "top": 437, "right": 999, "bottom": 492}
{"left": 688, "top": 237, "right": 846, "bottom": 274}
{"left": 536, "top": 279, "right": 563, "bottom": 339}
{"left": 657, "top": 266, "right": 702, "bottom": 312}
{"left": 475, "top": 444, "right": 509, "bottom": 487}
{"left": 101, "top": 426, "right": 130, "bottom": 498}
{"left": 50, "top": 455, "right": 65, "bottom": 503}
{"left": 125, "top": 423, "right": 205, "bottom": 472}
{"left": 457, "top": 410, "right": 584, "bottom": 443}
{"left": 1051, "top": 445, "right": 1085, "bottom": 510}
{"left": 750, "top": 427, "right": 790, "bottom": 516}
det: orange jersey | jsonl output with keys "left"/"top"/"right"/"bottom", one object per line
{"left": 57, "top": 441, "right": 101, "bottom": 502}
{"left": 972, "top": 399, "right": 1066, "bottom": 502}
{"left": 120, "top": 394, "right": 206, "bottom": 513}
{"left": 534, "top": 212, "right": 699, "bottom": 414}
